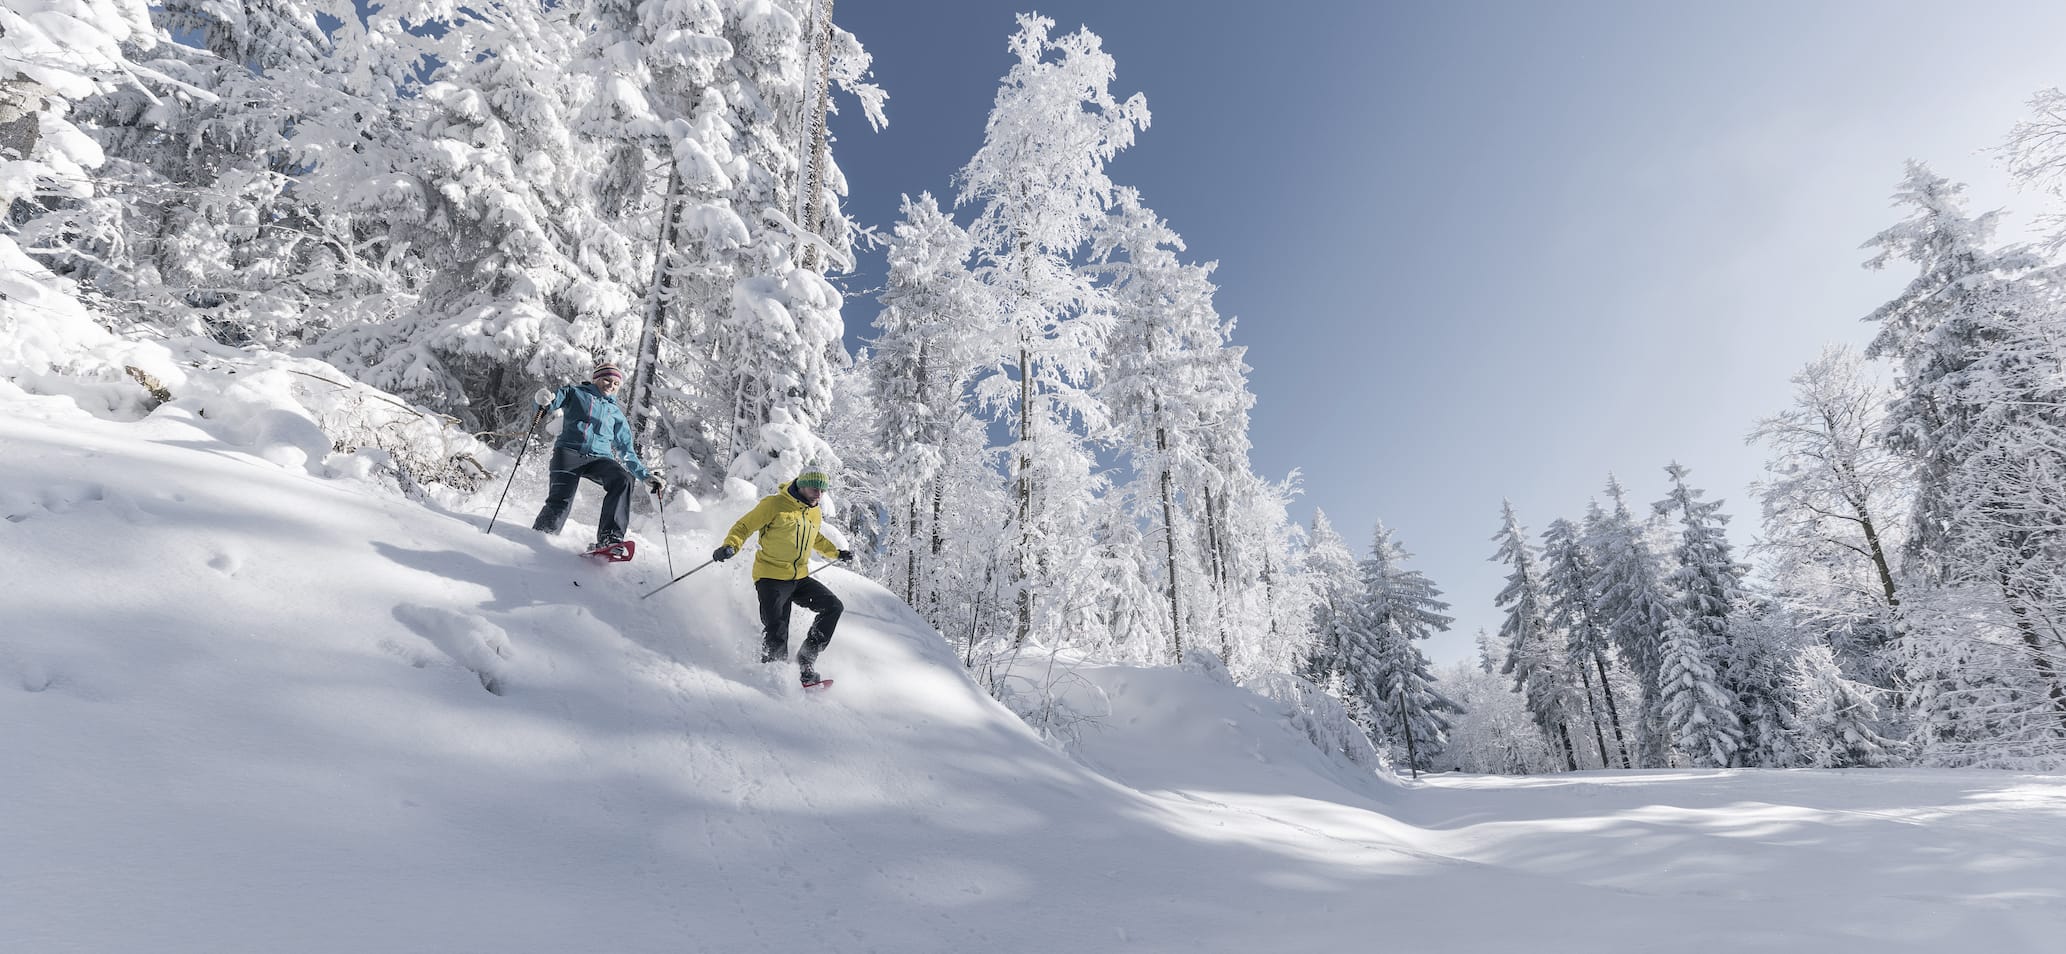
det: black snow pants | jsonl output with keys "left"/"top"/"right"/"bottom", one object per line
{"left": 531, "top": 446, "right": 635, "bottom": 544}
{"left": 755, "top": 576, "right": 843, "bottom": 667}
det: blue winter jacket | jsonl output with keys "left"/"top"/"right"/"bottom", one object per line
{"left": 542, "top": 383, "right": 652, "bottom": 480}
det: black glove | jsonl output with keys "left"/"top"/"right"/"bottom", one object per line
{"left": 647, "top": 477, "right": 664, "bottom": 496}
{"left": 713, "top": 545, "right": 737, "bottom": 562}
{"left": 837, "top": 549, "right": 854, "bottom": 562}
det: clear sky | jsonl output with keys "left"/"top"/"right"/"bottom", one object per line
{"left": 824, "top": 1, "right": 2066, "bottom": 665}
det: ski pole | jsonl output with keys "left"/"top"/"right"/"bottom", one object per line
{"left": 641, "top": 558, "right": 716, "bottom": 600}
{"left": 654, "top": 483, "right": 675, "bottom": 575}
{"left": 485, "top": 407, "right": 546, "bottom": 535}
{"left": 641, "top": 548, "right": 848, "bottom": 601}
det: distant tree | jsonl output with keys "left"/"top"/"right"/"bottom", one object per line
{"left": 1653, "top": 463, "right": 1749, "bottom": 767}
{"left": 1342, "top": 523, "right": 1460, "bottom": 772}
{"left": 1491, "top": 502, "right": 1581, "bottom": 770}
{"left": 1543, "top": 514, "right": 1631, "bottom": 768}
{"left": 1586, "top": 476, "right": 1678, "bottom": 767}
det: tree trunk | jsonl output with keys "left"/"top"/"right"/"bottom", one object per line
{"left": 1397, "top": 689, "right": 1421, "bottom": 780}
{"left": 1997, "top": 565, "right": 2066, "bottom": 724}
{"left": 1858, "top": 506, "right": 1900, "bottom": 610}
{"left": 1261, "top": 548, "right": 1280, "bottom": 645}
{"left": 928, "top": 474, "right": 947, "bottom": 625}
{"left": 1593, "top": 648, "right": 1631, "bottom": 768}
{"left": 797, "top": 0, "right": 838, "bottom": 272}
{"left": 1576, "top": 657, "right": 1612, "bottom": 770}
{"left": 1555, "top": 720, "right": 1580, "bottom": 772}
{"left": 905, "top": 496, "right": 920, "bottom": 606}
{"left": 1203, "top": 484, "right": 1230, "bottom": 663}
{"left": 1156, "top": 423, "right": 1190, "bottom": 664}
{"left": 629, "top": 164, "right": 683, "bottom": 443}
{"left": 1015, "top": 338, "right": 1032, "bottom": 648}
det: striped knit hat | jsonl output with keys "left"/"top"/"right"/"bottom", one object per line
{"left": 793, "top": 471, "right": 831, "bottom": 490}
{"left": 591, "top": 363, "right": 624, "bottom": 383}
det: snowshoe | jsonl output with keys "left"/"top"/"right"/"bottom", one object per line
{"left": 585, "top": 539, "right": 636, "bottom": 563}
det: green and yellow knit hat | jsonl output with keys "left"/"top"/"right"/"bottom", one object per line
{"left": 793, "top": 471, "right": 832, "bottom": 491}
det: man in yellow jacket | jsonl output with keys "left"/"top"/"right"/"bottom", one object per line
{"left": 712, "top": 471, "right": 852, "bottom": 686}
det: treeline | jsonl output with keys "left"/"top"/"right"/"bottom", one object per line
{"left": 1452, "top": 113, "right": 2066, "bottom": 770}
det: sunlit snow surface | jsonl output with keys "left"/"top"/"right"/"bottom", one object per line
{"left": 4, "top": 380, "right": 2064, "bottom": 953}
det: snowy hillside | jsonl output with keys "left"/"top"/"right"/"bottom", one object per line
{"left": 5, "top": 379, "right": 2066, "bottom": 953}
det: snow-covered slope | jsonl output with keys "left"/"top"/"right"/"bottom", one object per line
{"left": 6, "top": 379, "right": 2066, "bottom": 953}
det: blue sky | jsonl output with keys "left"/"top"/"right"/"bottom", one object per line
{"left": 824, "top": 1, "right": 2066, "bottom": 664}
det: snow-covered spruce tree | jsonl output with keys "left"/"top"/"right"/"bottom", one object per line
{"left": 1491, "top": 502, "right": 1581, "bottom": 771}
{"left": 1092, "top": 187, "right": 1254, "bottom": 664}
{"left": 1652, "top": 463, "right": 1749, "bottom": 767}
{"left": 1586, "top": 475, "right": 1678, "bottom": 767}
{"left": 957, "top": 14, "right": 1148, "bottom": 648}
{"left": 58, "top": 0, "right": 332, "bottom": 345}
{"left": 1301, "top": 509, "right": 1365, "bottom": 705}
{"left": 711, "top": 1, "right": 866, "bottom": 491}
{"left": 1860, "top": 163, "right": 2066, "bottom": 733}
{"left": 568, "top": 0, "right": 884, "bottom": 493}
{"left": 1784, "top": 642, "right": 1897, "bottom": 768}
{"left": 1898, "top": 583, "right": 2066, "bottom": 766}
{"left": 1543, "top": 514, "right": 1631, "bottom": 768}
{"left": 1215, "top": 470, "right": 1311, "bottom": 678}
{"left": 1749, "top": 346, "right": 1910, "bottom": 691}
{"left": 332, "top": 0, "right": 651, "bottom": 430}
{"left": 1, "top": 0, "right": 155, "bottom": 353}
{"left": 1340, "top": 522, "right": 1460, "bottom": 772}
{"left": 862, "top": 192, "right": 994, "bottom": 624}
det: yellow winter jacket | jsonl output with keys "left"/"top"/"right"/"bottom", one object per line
{"left": 722, "top": 483, "right": 841, "bottom": 581}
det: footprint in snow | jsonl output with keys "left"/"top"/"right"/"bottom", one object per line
{"left": 391, "top": 604, "right": 517, "bottom": 695}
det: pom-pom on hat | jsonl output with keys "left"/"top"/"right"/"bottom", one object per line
{"left": 793, "top": 471, "right": 831, "bottom": 490}
{"left": 591, "top": 363, "right": 624, "bottom": 383}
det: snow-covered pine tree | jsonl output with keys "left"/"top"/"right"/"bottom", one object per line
{"left": 1860, "top": 163, "right": 2044, "bottom": 574}
{"left": 862, "top": 192, "right": 994, "bottom": 623}
{"left": 1092, "top": 187, "right": 1252, "bottom": 663}
{"left": 1342, "top": 522, "right": 1460, "bottom": 772}
{"left": 1543, "top": 514, "right": 1631, "bottom": 768}
{"left": 1491, "top": 502, "right": 1580, "bottom": 771}
{"left": 1860, "top": 163, "right": 2066, "bottom": 733}
{"left": 957, "top": 14, "right": 1148, "bottom": 648}
{"left": 350, "top": 0, "right": 644, "bottom": 429}
{"left": 565, "top": 0, "right": 884, "bottom": 493}
{"left": 1214, "top": 470, "right": 1310, "bottom": 677}
{"left": 712, "top": 1, "right": 866, "bottom": 490}
{"left": 1301, "top": 509, "right": 1363, "bottom": 698}
{"left": 0, "top": 0, "right": 155, "bottom": 363}
{"left": 1653, "top": 463, "right": 1748, "bottom": 767}
{"left": 1784, "top": 642, "right": 1897, "bottom": 767}
{"left": 60, "top": 0, "right": 330, "bottom": 345}
{"left": 1586, "top": 475, "right": 1678, "bottom": 767}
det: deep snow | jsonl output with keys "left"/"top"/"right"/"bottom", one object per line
{"left": 5, "top": 377, "right": 2066, "bottom": 953}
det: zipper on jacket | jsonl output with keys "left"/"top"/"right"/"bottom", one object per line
{"left": 795, "top": 511, "right": 806, "bottom": 577}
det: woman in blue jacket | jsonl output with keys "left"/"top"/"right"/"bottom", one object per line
{"left": 529, "top": 364, "right": 660, "bottom": 551}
